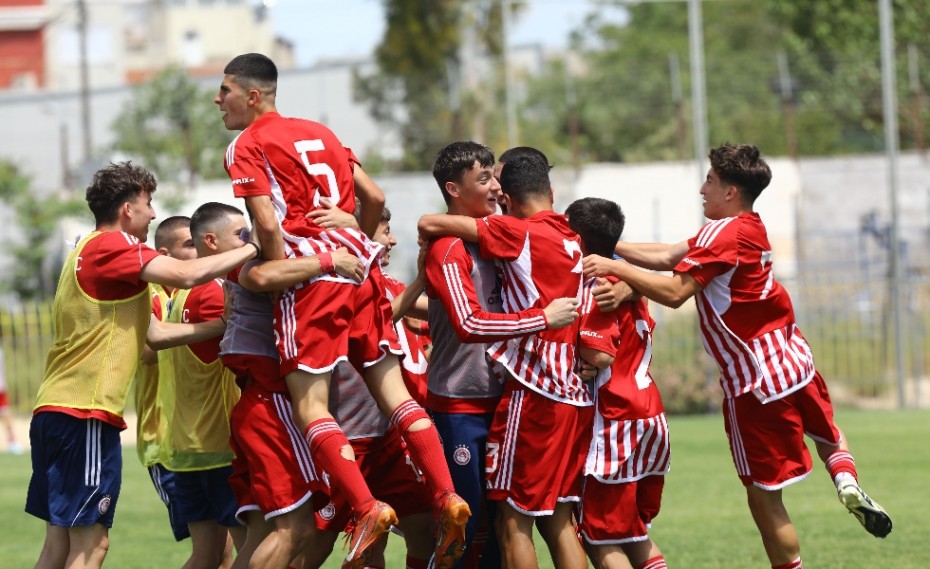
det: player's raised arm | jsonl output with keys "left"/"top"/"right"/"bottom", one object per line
{"left": 140, "top": 242, "right": 258, "bottom": 290}
{"left": 353, "top": 164, "right": 386, "bottom": 239}
{"left": 417, "top": 214, "right": 479, "bottom": 242}
{"left": 613, "top": 240, "right": 689, "bottom": 271}
{"left": 146, "top": 316, "right": 225, "bottom": 350}
{"left": 244, "top": 194, "right": 285, "bottom": 261}
{"left": 238, "top": 248, "right": 363, "bottom": 293}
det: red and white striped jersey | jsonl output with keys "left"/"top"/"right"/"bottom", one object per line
{"left": 476, "top": 211, "right": 591, "bottom": 406}
{"left": 674, "top": 213, "right": 815, "bottom": 402}
{"left": 224, "top": 112, "right": 382, "bottom": 283}
{"left": 584, "top": 411, "right": 671, "bottom": 483}
{"left": 383, "top": 272, "right": 430, "bottom": 407}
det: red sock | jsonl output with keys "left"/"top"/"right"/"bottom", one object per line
{"left": 772, "top": 558, "right": 803, "bottom": 569}
{"left": 406, "top": 556, "right": 429, "bottom": 569}
{"left": 390, "top": 399, "right": 455, "bottom": 500}
{"left": 304, "top": 418, "right": 375, "bottom": 513}
{"left": 825, "top": 450, "right": 858, "bottom": 482}
{"left": 639, "top": 556, "right": 668, "bottom": 569}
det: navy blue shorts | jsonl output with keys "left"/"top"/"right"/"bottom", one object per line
{"left": 148, "top": 464, "right": 192, "bottom": 541}
{"left": 25, "top": 413, "right": 122, "bottom": 528}
{"left": 173, "top": 466, "right": 239, "bottom": 527}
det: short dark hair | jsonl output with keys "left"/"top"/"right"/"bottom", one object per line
{"left": 190, "top": 202, "right": 244, "bottom": 243}
{"left": 86, "top": 161, "right": 157, "bottom": 226}
{"left": 154, "top": 216, "right": 191, "bottom": 250}
{"left": 224, "top": 53, "right": 277, "bottom": 95}
{"left": 709, "top": 143, "right": 771, "bottom": 203}
{"left": 498, "top": 155, "right": 550, "bottom": 204}
{"left": 499, "top": 146, "right": 552, "bottom": 170}
{"left": 432, "top": 141, "right": 495, "bottom": 205}
{"left": 565, "top": 197, "right": 625, "bottom": 257}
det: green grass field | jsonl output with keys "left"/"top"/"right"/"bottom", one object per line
{"left": 1, "top": 410, "right": 926, "bottom": 568}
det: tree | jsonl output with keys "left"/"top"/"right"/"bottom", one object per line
{"left": 355, "top": 0, "right": 520, "bottom": 170}
{"left": 112, "top": 66, "right": 233, "bottom": 188}
{"left": 0, "top": 160, "right": 88, "bottom": 300}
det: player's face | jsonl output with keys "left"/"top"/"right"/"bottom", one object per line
{"left": 373, "top": 221, "right": 397, "bottom": 266}
{"left": 213, "top": 214, "right": 250, "bottom": 254}
{"left": 456, "top": 161, "right": 501, "bottom": 217}
{"left": 700, "top": 167, "right": 730, "bottom": 220}
{"left": 215, "top": 75, "right": 251, "bottom": 131}
{"left": 165, "top": 228, "right": 197, "bottom": 261}
{"left": 127, "top": 191, "right": 156, "bottom": 242}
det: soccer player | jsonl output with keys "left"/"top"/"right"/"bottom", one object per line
{"left": 565, "top": 197, "right": 670, "bottom": 569}
{"left": 302, "top": 360, "right": 435, "bottom": 569}
{"left": 158, "top": 202, "right": 252, "bottom": 568}
{"left": 424, "top": 141, "right": 580, "bottom": 569}
{"left": 216, "top": 52, "right": 469, "bottom": 568}
{"left": 582, "top": 143, "right": 893, "bottom": 569}
{"left": 223, "top": 239, "right": 363, "bottom": 569}
{"left": 25, "top": 162, "right": 259, "bottom": 569}
{"left": 371, "top": 206, "right": 431, "bottom": 406}
{"left": 0, "top": 333, "right": 22, "bottom": 455}
{"left": 419, "top": 152, "right": 594, "bottom": 569}
{"left": 135, "top": 216, "right": 197, "bottom": 544}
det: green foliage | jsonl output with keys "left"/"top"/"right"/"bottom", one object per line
{"left": 111, "top": 66, "right": 233, "bottom": 187}
{"left": 355, "top": 0, "right": 521, "bottom": 170}
{"left": 0, "top": 161, "right": 87, "bottom": 300}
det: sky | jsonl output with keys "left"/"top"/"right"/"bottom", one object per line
{"left": 265, "top": 0, "right": 613, "bottom": 67}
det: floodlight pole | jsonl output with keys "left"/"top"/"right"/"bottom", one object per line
{"left": 688, "top": 0, "right": 708, "bottom": 225}
{"left": 878, "top": 0, "right": 906, "bottom": 409}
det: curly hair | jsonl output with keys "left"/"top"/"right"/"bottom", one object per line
{"left": 85, "top": 161, "right": 157, "bottom": 226}
{"left": 708, "top": 143, "right": 771, "bottom": 203}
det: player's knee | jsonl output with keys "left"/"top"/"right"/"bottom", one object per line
{"left": 389, "top": 399, "right": 431, "bottom": 434}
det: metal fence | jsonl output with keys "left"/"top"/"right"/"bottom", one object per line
{"left": 3, "top": 228, "right": 928, "bottom": 414}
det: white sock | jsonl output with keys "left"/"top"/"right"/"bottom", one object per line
{"left": 834, "top": 471, "right": 856, "bottom": 489}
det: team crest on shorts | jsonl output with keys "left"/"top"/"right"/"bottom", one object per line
{"left": 98, "top": 495, "right": 112, "bottom": 515}
{"left": 453, "top": 445, "right": 471, "bottom": 466}
{"left": 319, "top": 502, "right": 336, "bottom": 520}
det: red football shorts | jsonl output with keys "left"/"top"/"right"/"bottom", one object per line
{"left": 723, "top": 370, "right": 841, "bottom": 489}
{"left": 228, "top": 384, "right": 329, "bottom": 522}
{"left": 579, "top": 474, "right": 665, "bottom": 544}
{"left": 276, "top": 266, "right": 400, "bottom": 376}
{"left": 315, "top": 428, "right": 432, "bottom": 532}
{"left": 486, "top": 380, "right": 590, "bottom": 514}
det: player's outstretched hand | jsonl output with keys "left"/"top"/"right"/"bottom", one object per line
{"left": 582, "top": 254, "right": 620, "bottom": 279}
{"left": 332, "top": 247, "right": 364, "bottom": 282}
{"left": 306, "top": 198, "right": 359, "bottom": 230}
{"left": 544, "top": 297, "right": 580, "bottom": 329}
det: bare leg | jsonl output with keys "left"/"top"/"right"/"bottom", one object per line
{"left": 535, "top": 503, "right": 586, "bottom": 569}
{"left": 397, "top": 512, "right": 435, "bottom": 562}
{"left": 285, "top": 370, "right": 334, "bottom": 432}
{"left": 295, "top": 528, "right": 339, "bottom": 569}
{"left": 34, "top": 523, "right": 70, "bottom": 569}
{"left": 63, "top": 524, "right": 109, "bottom": 569}
{"left": 497, "top": 504, "right": 538, "bottom": 569}
{"left": 745, "top": 485, "right": 800, "bottom": 567}
{"left": 250, "top": 502, "right": 317, "bottom": 569}
{"left": 230, "top": 512, "right": 271, "bottom": 569}
{"left": 584, "top": 543, "right": 634, "bottom": 569}
{"left": 621, "top": 539, "right": 663, "bottom": 569}
{"left": 182, "top": 520, "right": 230, "bottom": 569}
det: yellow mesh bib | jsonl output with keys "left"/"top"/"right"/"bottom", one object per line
{"left": 158, "top": 286, "right": 239, "bottom": 471}
{"left": 35, "top": 232, "right": 151, "bottom": 418}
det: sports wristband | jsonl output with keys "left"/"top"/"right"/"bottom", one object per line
{"left": 247, "top": 241, "right": 261, "bottom": 257}
{"left": 318, "top": 251, "right": 335, "bottom": 274}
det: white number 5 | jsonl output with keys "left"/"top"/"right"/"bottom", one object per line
{"left": 294, "top": 139, "right": 339, "bottom": 206}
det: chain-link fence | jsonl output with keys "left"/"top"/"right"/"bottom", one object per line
{"left": 4, "top": 226, "right": 929, "bottom": 414}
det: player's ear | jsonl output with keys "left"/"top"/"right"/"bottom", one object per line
{"left": 444, "top": 181, "right": 460, "bottom": 199}
{"left": 203, "top": 232, "right": 219, "bottom": 251}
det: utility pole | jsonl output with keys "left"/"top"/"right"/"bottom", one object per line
{"left": 502, "top": 0, "right": 518, "bottom": 149}
{"left": 669, "top": 52, "right": 687, "bottom": 161}
{"left": 687, "top": 0, "right": 708, "bottom": 224}
{"left": 777, "top": 51, "right": 797, "bottom": 159}
{"left": 908, "top": 43, "right": 924, "bottom": 159}
{"left": 879, "top": 0, "right": 905, "bottom": 409}
{"left": 565, "top": 64, "right": 581, "bottom": 174}
{"left": 77, "top": 0, "right": 92, "bottom": 163}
